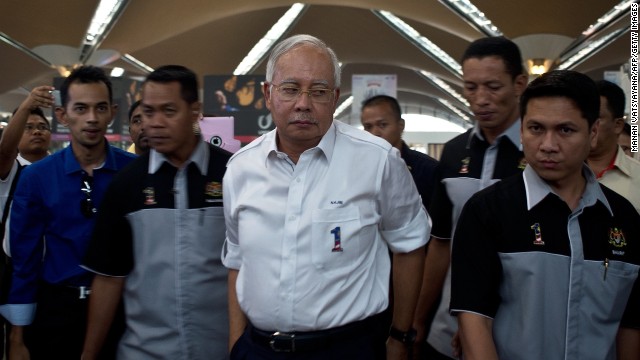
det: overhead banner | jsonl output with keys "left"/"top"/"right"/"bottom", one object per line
{"left": 203, "top": 75, "right": 273, "bottom": 144}
{"left": 351, "top": 74, "right": 397, "bottom": 116}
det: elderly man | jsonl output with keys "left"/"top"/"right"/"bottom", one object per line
{"left": 222, "top": 34, "right": 430, "bottom": 359}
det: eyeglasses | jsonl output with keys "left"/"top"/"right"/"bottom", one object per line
{"left": 271, "top": 84, "right": 335, "bottom": 103}
{"left": 24, "top": 124, "right": 51, "bottom": 133}
{"left": 80, "top": 174, "right": 96, "bottom": 218}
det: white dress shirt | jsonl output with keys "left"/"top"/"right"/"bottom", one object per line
{"left": 222, "top": 120, "right": 430, "bottom": 332}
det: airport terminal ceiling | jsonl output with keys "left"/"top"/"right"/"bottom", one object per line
{"left": 0, "top": 0, "right": 634, "bottom": 122}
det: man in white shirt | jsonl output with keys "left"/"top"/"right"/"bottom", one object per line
{"left": 222, "top": 34, "right": 430, "bottom": 359}
{"left": 587, "top": 80, "right": 640, "bottom": 213}
{"left": 0, "top": 87, "right": 53, "bottom": 230}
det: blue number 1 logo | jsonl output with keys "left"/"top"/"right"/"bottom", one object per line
{"left": 331, "top": 226, "right": 343, "bottom": 252}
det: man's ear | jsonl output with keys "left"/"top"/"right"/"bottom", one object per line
{"left": 190, "top": 101, "right": 202, "bottom": 120}
{"left": 263, "top": 82, "right": 272, "bottom": 111}
{"left": 590, "top": 119, "right": 600, "bottom": 149}
{"left": 399, "top": 117, "right": 405, "bottom": 132}
{"left": 613, "top": 117, "right": 625, "bottom": 135}
{"left": 55, "top": 107, "right": 68, "bottom": 127}
{"left": 332, "top": 88, "right": 341, "bottom": 109}
{"left": 109, "top": 103, "right": 119, "bottom": 126}
{"left": 513, "top": 73, "right": 529, "bottom": 98}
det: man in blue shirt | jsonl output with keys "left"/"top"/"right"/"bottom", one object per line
{"left": 0, "top": 66, "right": 135, "bottom": 359}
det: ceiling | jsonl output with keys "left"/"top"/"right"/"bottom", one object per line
{"left": 0, "top": 0, "right": 632, "bottom": 126}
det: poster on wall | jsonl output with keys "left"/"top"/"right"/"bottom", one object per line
{"left": 351, "top": 74, "right": 397, "bottom": 116}
{"left": 199, "top": 116, "right": 242, "bottom": 153}
{"left": 203, "top": 75, "right": 273, "bottom": 144}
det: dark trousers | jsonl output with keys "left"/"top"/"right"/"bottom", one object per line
{"left": 24, "top": 282, "right": 123, "bottom": 360}
{"left": 231, "top": 316, "right": 386, "bottom": 360}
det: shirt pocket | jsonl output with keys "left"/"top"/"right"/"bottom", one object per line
{"left": 585, "top": 260, "right": 639, "bottom": 322}
{"left": 311, "top": 206, "right": 362, "bottom": 276}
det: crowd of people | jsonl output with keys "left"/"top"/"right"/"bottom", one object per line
{"left": 0, "top": 33, "right": 637, "bottom": 360}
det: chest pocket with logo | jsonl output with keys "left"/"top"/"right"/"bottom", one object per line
{"left": 311, "top": 206, "right": 362, "bottom": 276}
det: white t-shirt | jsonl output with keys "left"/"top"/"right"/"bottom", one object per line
{"left": 1, "top": 154, "right": 32, "bottom": 256}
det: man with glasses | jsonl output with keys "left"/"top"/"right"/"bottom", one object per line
{"left": 0, "top": 86, "right": 53, "bottom": 358}
{"left": 0, "top": 66, "right": 135, "bottom": 359}
{"left": 222, "top": 34, "right": 430, "bottom": 359}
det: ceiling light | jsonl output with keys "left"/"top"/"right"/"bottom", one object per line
{"left": 0, "top": 32, "right": 56, "bottom": 68}
{"left": 417, "top": 70, "right": 469, "bottom": 109}
{"left": 122, "top": 53, "right": 154, "bottom": 73}
{"left": 437, "top": 98, "right": 471, "bottom": 123}
{"left": 334, "top": 96, "right": 354, "bottom": 118}
{"left": 582, "top": 0, "right": 634, "bottom": 36}
{"left": 438, "top": 0, "right": 503, "bottom": 37}
{"left": 403, "top": 113, "right": 467, "bottom": 133}
{"left": 528, "top": 58, "right": 548, "bottom": 75}
{"left": 557, "top": 27, "right": 628, "bottom": 70}
{"left": 234, "top": 3, "right": 308, "bottom": 75}
{"left": 79, "top": 0, "right": 131, "bottom": 63}
{"left": 373, "top": 10, "right": 462, "bottom": 78}
{"left": 556, "top": 0, "right": 632, "bottom": 70}
{"left": 110, "top": 67, "right": 125, "bottom": 77}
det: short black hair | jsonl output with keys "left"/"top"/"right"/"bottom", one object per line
{"left": 144, "top": 65, "right": 198, "bottom": 104}
{"left": 462, "top": 37, "right": 524, "bottom": 79}
{"left": 128, "top": 100, "right": 141, "bottom": 122}
{"left": 622, "top": 122, "right": 631, "bottom": 136}
{"left": 520, "top": 70, "right": 599, "bottom": 127}
{"left": 361, "top": 95, "right": 402, "bottom": 119}
{"left": 59, "top": 66, "right": 113, "bottom": 107}
{"left": 596, "top": 80, "right": 626, "bottom": 119}
{"left": 12, "top": 106, "right": 48, "bottom": 124}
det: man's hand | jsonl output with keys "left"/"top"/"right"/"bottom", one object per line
{"left": 387, "top": 337, "right": 410, "bottom": 360}
{"left": 9, "top": 326, "right": 30, "bottom": 360}
{"left": 22, "top": 86, "right": 55, "bottom": 111}
{"left": 411, "top": 323, "right": 426, "bottom": 360}
{"left": 451, "top": 330, "right": 461, "bottom": 358}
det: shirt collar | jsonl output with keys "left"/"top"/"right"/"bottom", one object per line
{"left": 265, "top": 121, "right": 336, "bottom": 166}
{"left": 468, "top": 118, "right": 521, "bottom": 150}
{"left": 16, "top": 153, "right": 32, "bottom": 166}
{"left": 148, "top": 138, "right": 209, "bottom": 175}
{"left": 62, "top": 140, "right": 119, "bottom": 174}
{"left": 612, "top": 145, "right": 633, "bottom": 177}
{"left": 523, "top": 163, "right": 612, "bottom": 215}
